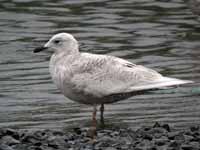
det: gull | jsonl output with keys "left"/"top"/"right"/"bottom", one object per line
{"left": 33, "top": 33, "right": 193, "bottom": 136}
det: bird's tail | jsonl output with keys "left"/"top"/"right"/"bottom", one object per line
{"left": 129, "top": 77, "right": 193, "bottom": 92}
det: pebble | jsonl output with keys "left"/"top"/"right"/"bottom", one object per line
{"left": 154, "top": 136, "right": 169, "bottom": 146}
{"left": 105, "top": 147, "right": 117, "bottom": 150}
{"left": 0, "top": 136, "right": 20, "bottom": 146}
{"left": 0, "top": 123, "right": 199, "bottom": 150}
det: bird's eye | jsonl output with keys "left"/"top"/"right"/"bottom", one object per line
{"left": 54, "top": 40, "right": 60, "bottom": 44}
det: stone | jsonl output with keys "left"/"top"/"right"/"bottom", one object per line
{"left": 183, "top": 134, "right": 194, "bottom": 142}
{"left": 0, "top": 129, "right": 19, "bottom": 141}
{"left": 135, "top": 139, "right": 153, "bottom": 149}
{"left": 168, "top": 141, "right": 180, "bottom": 149}
{"left": 189, "top": 141, "right": 200, "bottom": 149}
{"left": 174, "top": 133, "right": 185, "bottom": 143}
{"left": 73, "top": 128, "right": 82, "bottom": 135}
{"left": 0, "top": 136, "right": 20, "bottom": 146}
{"left": 190, "top": 126, "right": 199, "bottom": 132}
{"left": 105, "top": 147, "right": 117, "bottom": 150}
{"left": 167, "top": 131, "right": 180, "bottom": 140}
{"left": 181, "top": 144, "right": 195, "bottom": 150}
{"left": 0, "top": 124, "right": 199, "bottom": 150}
{"left": 143, "top": 134, "right": 153, "bottom": 141}
{"left": 153, "top": 122, "right": 161, "bottom": 128}
{"left": 110, "top": 131, "right": 119, "bottom": 137}
{"left": 0, "top": 144, "right": 14, "bottom": 150}
{"left": 154, "top": 136, "right": 169, "bottom": 146}
{"left": 162, "top": 124, "right": 170, "bottom": 132}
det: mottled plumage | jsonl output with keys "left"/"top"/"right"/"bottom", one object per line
{"left": 34, "top": 33, "right": 193, "bottom": 136}
{"left": 47, "top": 37, "right": 192, "bottom": 104}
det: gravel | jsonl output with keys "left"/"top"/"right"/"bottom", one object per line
{"left": 0, "top": 123, "right": 199, "bottom": 150}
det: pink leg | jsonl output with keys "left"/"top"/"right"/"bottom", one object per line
{"left": 92, "top": 104, "right": 97, "bottom": 138}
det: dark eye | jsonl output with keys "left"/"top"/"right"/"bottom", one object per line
{"left": 54, "top": 40, "right": 60, "bottom": 44}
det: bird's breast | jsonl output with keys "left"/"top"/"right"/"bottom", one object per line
{"left": 50, "top": 63, "right": 70, "bottom": 89}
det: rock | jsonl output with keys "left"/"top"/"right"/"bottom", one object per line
{"left": 34, "top": 142, "right": 42, "bottom": 147}
{"left": 0, "top": 129, "right": 19, "bottom": 141}
{"left": 73, "top": 127, "right": 82, "bottom": 135}
{"left": 181, "top": 144, "right": 196, "bottom": 150}
{"left": 174, "top": 132, "right": 185, "bottom": 143}
{"left": 189, "top": 141, "right": 200, "bottom": 149}
{"left": 183, "top": 134, "right": 194, "bottom": 142}
{"left": 0, "top": 124, "right": 199, "bottom": 150}
{"left": 134, "top": 148, "right": 143, "bottom": 150}
{"left": 0, "top": 136, "right": 20, "bottom": 146}
{"left": 11, "top": 144, "right": 28, "bottom": 150}
{"left": 52, "top": 130, "right": 64, "bottom": 136}
{"left": 154, "top": 136, "right": 169, "bottom": 146}
{"left": 33, "top": 130, "right": 49, "bottom": 140}
{"left": 148, "top": 146, "right": 157, "bottom": 150}
{"left": 143, "top": 134, "right": 153, "bottom": 141}
{"left": 95, "top": 135, "right": 116, "bottom": 148}
{"left": 21, "top": 133, "right": 39, "bottom": 144}
{"left": 149, "top": 128, "right": 167, "bottom": 139}
{"left": 153, "top": 122, "right": 161, "bottom": 128}
{"left": 168, "top": 141, "right": 180, "bottom": 149}
{"left": 110, "top": 131, "right": 119, "bottom": 137}
{"left": 21, "top": 130, "right": 50, "bottom": 144}
{"left": 47, "top": 135, "right": 69, "bottom": 149}
{"left": 0, "top": 144, "right": 14, "bottom": 150}
{"left": 190, "top": 126, "right": 199, "bottom": 132}
{"left": 167, "top": 131, "right": 180, "bottom": 140}
{"left": 162, "top": 124, "right": 170, "bottom": 132}
{"left": 135, "top": 139, "right": 154, "bottom": 150}
{"left": 105, "top": 147, "right": 117, "bottom": 150}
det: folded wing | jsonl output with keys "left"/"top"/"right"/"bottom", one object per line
{"left": 70, "top": 53, "right": 193, "bottom": 98}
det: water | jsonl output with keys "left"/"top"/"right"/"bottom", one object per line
{"left": 0, "top": 0, "right": 199, "bottom": 130}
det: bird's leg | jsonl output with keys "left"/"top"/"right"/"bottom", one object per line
{"left": 91, "top": 104, "right": 97, "bottom": 138}
{"left": 100, "top": 103, "right": 105, "bottom": 127}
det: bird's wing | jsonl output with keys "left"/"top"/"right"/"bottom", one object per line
{"left": 69, "top": 53, "right": 193, "bottom": 98}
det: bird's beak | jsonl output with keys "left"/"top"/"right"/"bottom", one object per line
{"left": 33, "top": 46, "right": 48, "bottom": 53}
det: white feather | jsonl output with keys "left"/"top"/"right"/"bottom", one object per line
{"left": 45, "top": 33, "right": 193, "bottom": 104}
{"left": 128, "top": 77, "right": 193, "bottom": 92}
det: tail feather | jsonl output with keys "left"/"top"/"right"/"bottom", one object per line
{"left": 128, "top": 77, "right": 193, "bottom": 92}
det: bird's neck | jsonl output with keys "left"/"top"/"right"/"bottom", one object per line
{"left": 50, "top": 51, "right": 80, "bottom": 66}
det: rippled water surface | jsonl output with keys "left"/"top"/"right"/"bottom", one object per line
{"left": 0, "top": 0, "right": 200, "bottom": 130}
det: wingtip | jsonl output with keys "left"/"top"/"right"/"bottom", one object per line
{"left": 181, "top": 80, "right": 194, "bottom": 84}
{"left": 127, "top": 77, "right": 194, "bottom": 92}
{"left": 164, "top": 78, "right": 194, "bottom": 86}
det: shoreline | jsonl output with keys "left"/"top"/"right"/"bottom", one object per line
{"left": 0, "top": 122, "right": 199, "bottom": 150}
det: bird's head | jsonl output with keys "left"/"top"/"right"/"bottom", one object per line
{"left": 34, "top": 33, "right": 79, "bottom": 54}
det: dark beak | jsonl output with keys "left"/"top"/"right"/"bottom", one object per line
{"left": 33, "top": 47, "right": 48, "bottom": 53}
